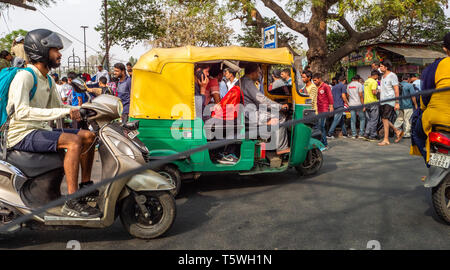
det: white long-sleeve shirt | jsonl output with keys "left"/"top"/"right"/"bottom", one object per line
{"left": 95, "top": 70, "right": 110, "bottom": 83}
{"left": 6, "top": 65, "right": 72, "bottom": 148}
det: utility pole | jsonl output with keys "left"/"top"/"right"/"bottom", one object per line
{"left": 104, "top": 0, "right": 110, "bottom": 71}
{"left": 81, "top": 25, "right": 88, "bottom": 73}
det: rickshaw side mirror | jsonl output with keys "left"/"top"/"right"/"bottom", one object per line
{"left": 123, "top": 120, "right": 140, "bottom": 130}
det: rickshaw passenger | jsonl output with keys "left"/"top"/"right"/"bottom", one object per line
{"left": 194, "top": 66, "right": 209, "bottom": 120}
{"left": 241, "top": 63, "right": 290, "bottom": 155}
{"left": 207, "top": 64, "right": 223, "bottom": 105}
{"left": 269, "top": 69, "right": 290, "bottom": 95}
{"left": 195, "top": 64, "right": 221, "bottom": 106}
{"left": 281, "top": 68, "right": 292, "bottom": 86}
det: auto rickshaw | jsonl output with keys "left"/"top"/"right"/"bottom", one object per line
{"left": 130, "top": 46, "right": 325, "bottom": 195}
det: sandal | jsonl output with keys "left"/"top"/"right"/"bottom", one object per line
{"left": 378, "top": 141, "right": 390, "bottom": 146}
{"left": 394, "top": 131, "right": 404, "bottom": 143}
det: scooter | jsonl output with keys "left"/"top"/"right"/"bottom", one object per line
{"left": 424, "top": 124, "right": 450, "bottom": 224}
{"left": 0, "top": 94, "right": 177, "bottom": 239}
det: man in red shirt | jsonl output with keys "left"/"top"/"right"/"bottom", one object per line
{"left": 313, "top": 73, "right": 334, "bottom": 149}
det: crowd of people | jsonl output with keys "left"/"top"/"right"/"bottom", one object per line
{"left": 191, "top": 56, "right": 425, "bottom": 161}
{"left": 299, "top": 60, "right": 422, "bottom": 151}
{"left": 40, "top": 63, "right": 133, "bottom": 126}
{"left": 1, "top": 35, "right": 133, "bottom": 126}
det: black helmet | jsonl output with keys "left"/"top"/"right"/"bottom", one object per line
{"left": 24, "top": 29, "right": 64, "bottom": 65}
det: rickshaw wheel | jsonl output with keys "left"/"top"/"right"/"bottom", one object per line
{"left": 158, "top": 165, "right": 181, "bottom": 197}
{"left": 296, "top": 148, "right": 323, "bottom": 176}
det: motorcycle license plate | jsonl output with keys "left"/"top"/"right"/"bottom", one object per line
{"left": 429, "top": 153, "right": 450, "bottom": 169}
{"left": 127, "top": 130, "right": 139, "bottom": 140}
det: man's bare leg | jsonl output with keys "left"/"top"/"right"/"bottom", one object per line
{"left": 57, "top": 133, "right": 82, "bottom": 194}
{"left": 378, "top": 119, "right": 391, "bottom": 145}
{"left": 77, "top": 130, "right": 96, "bottom": 184}
{"left": 388, "top": 121, "right": 400, "bottom": 135}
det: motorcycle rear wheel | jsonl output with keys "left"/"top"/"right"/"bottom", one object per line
{"left": 432, "top": 174, "right": 450, "bottom": 224}
{"left": 120, "top": 191, "right": 176, "bottom": 239}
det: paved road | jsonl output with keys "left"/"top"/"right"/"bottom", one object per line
{"left": 1, "top": 137, "right": 449, "bottom": 250}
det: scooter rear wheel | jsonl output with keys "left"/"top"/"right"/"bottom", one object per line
{"left": 432, "top": 174, "right": 450, "bottom": 224}
{"left": 120, "top": 191, "right": 176, "bottom": 239}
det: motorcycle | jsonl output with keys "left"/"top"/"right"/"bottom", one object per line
{"left": 0, "top": 94, "right": 177, "bottom": 239}
{"left": 424, "top": 124, "right": 450, "bottom": 224}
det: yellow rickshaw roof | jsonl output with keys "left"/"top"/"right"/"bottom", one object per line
{"left": 134, "top": 46, "right": 294, "bottom": 73}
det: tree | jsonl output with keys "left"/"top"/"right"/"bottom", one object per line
{"left": 227, "top": 0, "right": 449, "bottom": 77}
{"left": 0, "top": 29, "right": 27, "bottom": 51}
{"left": 358, "top": 5, "right": 450, "bottom": 46}
{"left": 0, "top": 0, "right": 55, "bottom": 10}
{"left": 95, "top": 0, "right": 162, "bottom": 66}
{"left": 150, "top": 1, "right": 232, "bottom": 48}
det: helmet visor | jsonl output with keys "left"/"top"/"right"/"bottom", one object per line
{"left": 41, "top": 32, "right": 73, "bottom": 52}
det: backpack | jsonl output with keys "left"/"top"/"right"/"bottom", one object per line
{"left": 0, "top": 67, "right": 52, "bottom": 126}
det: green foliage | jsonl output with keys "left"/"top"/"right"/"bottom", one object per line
{"left": 356, "top": 4, "right": 450, "bottom": 45}
{"left": 96, "top": 0, "right": 232, "bottom": 50}
{"left": 237, "top": 17, "right": 302, "bottom": 50}
{"left": 151, "top": 0, "right": 232, "bottom": 47}
{"left": 0, "top": 29, "right": 28, "bottom": 51}
{"left": 326, "top": 25, "right": 349, "bottom": 54}
{"left": 95, "top": 0, "right": 163, "bottom": 51}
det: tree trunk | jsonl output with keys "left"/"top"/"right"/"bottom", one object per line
{"left": 306, "top": 4, "right": 329, "bottom": 79}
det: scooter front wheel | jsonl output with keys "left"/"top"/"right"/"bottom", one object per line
{"left": 120, "top": 191, "right": 176, "bottom": 239}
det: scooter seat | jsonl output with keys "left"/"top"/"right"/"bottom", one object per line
{"left": 6, "top": 151, "right": 64, "bottom": 178}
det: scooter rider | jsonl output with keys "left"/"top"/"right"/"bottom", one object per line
{"left": 6, "top": 29, "right": 101, "bottom": 218}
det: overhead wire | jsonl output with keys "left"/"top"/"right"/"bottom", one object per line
{"left": 36, "top": 9, "right": 128, "bottom": 64}
{"left": 1, "top": 11, "right": 11, "bottom": 33}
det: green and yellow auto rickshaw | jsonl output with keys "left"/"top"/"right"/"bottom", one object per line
{"left": 130, "top": 46, "right": 324, "bottom": 195}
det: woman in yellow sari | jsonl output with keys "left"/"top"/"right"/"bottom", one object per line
{"left": 410, "top": 32, "right": 450, "bottom": 165}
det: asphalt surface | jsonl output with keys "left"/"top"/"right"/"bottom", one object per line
{"left": 1, "top": 137, "right": 449, "bottom": 250}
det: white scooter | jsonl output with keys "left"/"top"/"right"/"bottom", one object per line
{"left": 0, "top": 94, "right": 177, "bottom": 239}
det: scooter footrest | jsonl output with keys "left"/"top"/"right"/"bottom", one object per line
{"left": 44, "top": 215, "right": 101, "bottom": 225}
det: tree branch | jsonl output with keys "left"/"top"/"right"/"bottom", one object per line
{"left": 245, "top": 7, "right": 298, "bottom": 55}
{"left": 0, "top": 0, "right": 36, "bottom": 10}
{"left": 260, "top": 0, "right": 309, "bottom": 37}
{"left": 327, "top": 18, "right": 393, "bottom": 66}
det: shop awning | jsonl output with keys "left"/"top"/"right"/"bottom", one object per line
{"left": 380, "top": 46, "right": 446, "bottom": 65}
